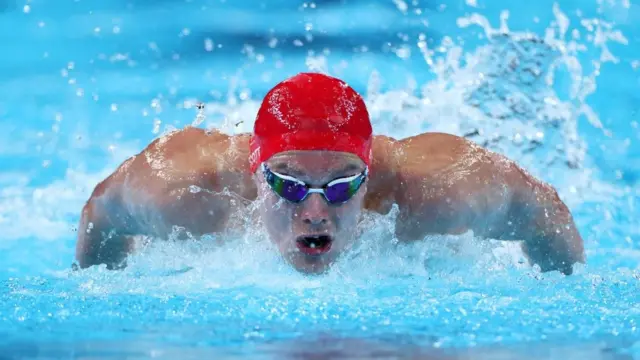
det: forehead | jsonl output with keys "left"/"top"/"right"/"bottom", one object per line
{"left": 266, "top": 151, "right": 365, "bottom": 177}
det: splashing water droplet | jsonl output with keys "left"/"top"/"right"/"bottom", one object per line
{"left": 204, "top": 38, "right": 214, "bottom": 52}
{"left": 392, "top": 0, "right": 408, "bottom": 13}
{"left": 152, "top": 119, "right": 161, "bottom": 134}
{"left": 192, "top": 103, "right": 206, "bottom": 127}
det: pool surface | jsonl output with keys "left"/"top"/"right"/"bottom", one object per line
{"left": 1, "top": 0, "right": 639, "bottom": 358}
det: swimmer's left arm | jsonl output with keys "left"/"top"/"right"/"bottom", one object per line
{"left": 499, "top": 168, "right": 585, "bottom": 275}
{"left": 391, "top": 133, "right": 585, "bottom": 275}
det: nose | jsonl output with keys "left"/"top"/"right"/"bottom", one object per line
{"left": 301, "top": 193, "right": 329, "bottom": 226}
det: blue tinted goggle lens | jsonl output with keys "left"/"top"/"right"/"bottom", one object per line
{"left": 262, "top": 164, "right": 367, "bottom": 204}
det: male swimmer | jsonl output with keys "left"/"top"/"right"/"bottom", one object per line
{"left": 75, "top": 72, "right": 585, "bottom": 275}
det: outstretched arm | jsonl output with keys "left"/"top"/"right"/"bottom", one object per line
{"left": 390, "top": 133, "right": 585, "bottom": 274}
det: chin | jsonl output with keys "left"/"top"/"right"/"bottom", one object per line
{"left": 285, "top": 252, "right": 336, "bottom": 275}
{"left": 292, "top": 261, "right": 332, "bottom": 275}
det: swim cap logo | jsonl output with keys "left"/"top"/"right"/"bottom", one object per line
{"left": 248, "top": 145, "right": 261, "bottom": 170}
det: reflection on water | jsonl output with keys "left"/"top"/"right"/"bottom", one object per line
{"left": 2, "top": 334, "right": 637, "bottom": 359}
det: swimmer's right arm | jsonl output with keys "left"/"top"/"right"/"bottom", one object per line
{"left": 74, "top": 128, "right": 255, "bottom": 269}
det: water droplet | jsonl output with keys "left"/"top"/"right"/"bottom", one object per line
{"left": 153, "top": 118, "right": 161, "bottom": 134}
{"left": 204, "top": 38, "right": 214, "bottom": 52}
{"left": 395, "top": 45, "right": 411, "bottom": 59}
{"left": 392, "top": 0, "right": 408, "bottom": 13}
{"left": 513, "top": 133, "right": 523, "bottom": 145}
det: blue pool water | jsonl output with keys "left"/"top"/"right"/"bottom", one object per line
{"left": 1, "top": 0, "right": 640, "bottom": 358}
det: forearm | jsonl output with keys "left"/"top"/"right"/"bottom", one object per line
{"left": 75, "top": 197, "right": 136, "bottom": 269}
{"left": 507, "top": 179, "right": 585, "bottom": 274}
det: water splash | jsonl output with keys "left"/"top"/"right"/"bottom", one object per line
{"left": 1, "top": 2, "right": 638, "bottom": 355}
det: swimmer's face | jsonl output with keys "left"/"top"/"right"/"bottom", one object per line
{"left": 254, "top": 151, "right": 367, "bottom": 275}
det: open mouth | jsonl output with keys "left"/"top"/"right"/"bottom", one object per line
{"left": 296, "top": 235, "right": 333, "bottom": 256}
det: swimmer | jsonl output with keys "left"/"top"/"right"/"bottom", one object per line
{"left": 75, "top": 72, "right": 585, "bottom": 275}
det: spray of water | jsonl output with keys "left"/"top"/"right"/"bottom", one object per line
{"left": 39, "top": 4, "right": 631, "bottom": 290}
{"left": 2, "top": 9, "right": 637, "bottom": 350}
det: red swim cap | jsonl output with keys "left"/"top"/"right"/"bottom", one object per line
{"left": 249, "top": 72, "right": 372, "bottom": 173}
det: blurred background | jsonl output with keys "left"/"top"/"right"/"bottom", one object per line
{"left": 1, "top": 0, "right": 638, "bottom": 181}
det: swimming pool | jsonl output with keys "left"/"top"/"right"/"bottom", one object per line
{"left": 1, "top": 0, "right": 639, "bottom": 358}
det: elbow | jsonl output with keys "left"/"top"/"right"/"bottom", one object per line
{"left": 74, "top": 192, "right": 133, "bottom": 270}
{"left": 74, "top": 200, "right": 103, "bottom": 269}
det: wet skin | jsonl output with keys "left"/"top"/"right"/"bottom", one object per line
{"left": 256, "top": 151, "right": 367, "bottom": 274}
{"left": 75, "top": 127, "right": 585, "bottom": 275}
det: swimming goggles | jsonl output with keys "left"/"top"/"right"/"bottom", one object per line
{"left": 261, "top": 163, "right": 368, "bottom": 204}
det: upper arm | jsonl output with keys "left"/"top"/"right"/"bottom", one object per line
{"left": 391, "top": 132, "right": 585, "bottom": 272}
{"left": 392, "top": 133, "right": 526, "bottom": 240}
{"left": 98, "top": 128, "right": 255, "bottom": 236}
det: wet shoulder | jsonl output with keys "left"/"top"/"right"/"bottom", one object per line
{"left": 117, "top": 127, "right": 250, "bottom": 187}
{"left": 393, "top": 132, "right": 490, "bottom": 178}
